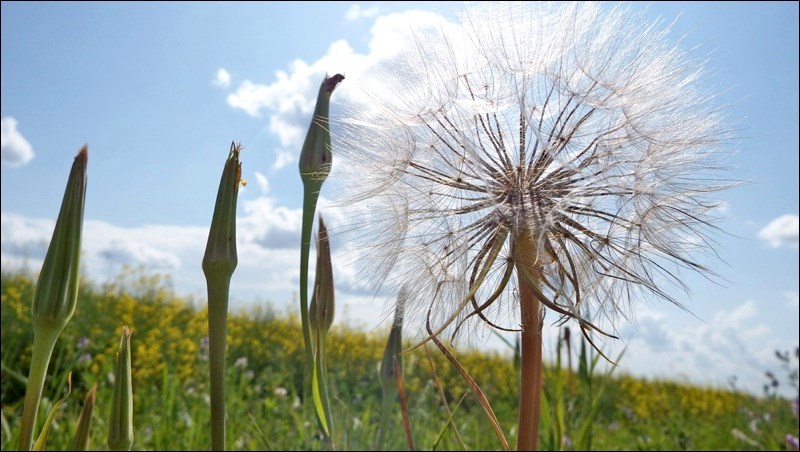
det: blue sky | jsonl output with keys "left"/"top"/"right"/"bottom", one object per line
{"left": 2, "top": 2, "right": 798, "bottom": 396}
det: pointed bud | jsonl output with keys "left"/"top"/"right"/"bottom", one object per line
{"left": 18, "top": 147, "right": 87, "bottom": 451}
{"left": 70, "top": 384, "right": 97, "bottom": 451}
{"left": 202, "top": 142, "right": 241, "bottom": 280}
{"left": 380, "top": 289, "right": 406, "bottom": 388}
{"left": 299, "top": 74, "right": 344, "bottom": 184}
{"left": 107, "top": 327, "right": 134, "bottom": 451}
{"left": 32, "top": 145, "right": 87, "bottom": 333}
{"left": 309, "top": 215, "right": 335, "bottom": 336}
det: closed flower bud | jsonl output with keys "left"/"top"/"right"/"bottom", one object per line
{"left": 32, "top": 145, "right": 87, "bottom": 332}
{"left": 107, "top": 327, "right": 134, "bottom": 451}
{"left": 309, "top": 215, "right": 335, "bottom": 336}
{"left": 18, "top": 145, "right": 88, "bottom": 451}
{"left": 380, "top": 290, "right": 406, "bottom": 387}
{"left": 298, "top": 74, "right": 344, "bottom": 183}
{"left": 70, "top": 384, "right": 97, "bottom": 451}
{"left": 202, "top": 141, "right": 241, "bottom": 279}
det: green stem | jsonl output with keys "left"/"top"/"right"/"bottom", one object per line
{"left": 515, "top": 232, "right": 543, "bottom": 451}
{"left": 207, "top": 273, "right": 232, "bottom": 451}
{"left": 18, "top": 327, "right": 61, "bottom": 451}
{"left": 376, "top": 384, "right": 395, "bottom": 450}
{"left": 315, "top": 333, "right": 335, "bottom": 448}
{"left": 299, "top": 180, "right": 321, "bottom": 396}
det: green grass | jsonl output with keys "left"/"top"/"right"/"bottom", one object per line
{"left": 1, "top": 267, "right": 797, "bottom": 450}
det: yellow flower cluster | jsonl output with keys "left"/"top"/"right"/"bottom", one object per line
{"left": 617, "top": 375, "right": 751, "bottom": 420}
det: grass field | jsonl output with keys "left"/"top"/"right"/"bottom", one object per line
{"left": 1, "top": 268, "right": 797, "bottom": 450}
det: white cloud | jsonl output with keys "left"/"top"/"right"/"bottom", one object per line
{"left": 1, "top": 117, "right": 35, "bottom": 167}
{"left": 273, "top": 150, "right": 295, "bottom": 170}
{"left": 758, "top": 214, "right": 799, "bottom": 248}
{"left": 238, "top": 197, "right": 302, "bottom": 249}
{"left": 0, "top": 212, "right": 53, "bottom": 268}
{"left": 100, "top": 239, "right": 182, "bottom": 270}
{"left": 222, "top": 9, "right": 450, "bottom": 170}
{"left": 1, "top": 205, "right": 387, "bottom": 332}
{"left": 212, "top": 68, "right": 232, "bottom": 89}
{"left": 603, "top": 300, "right": 795, "bottom": 397}
{"left": 345, "top": 4, "right": 379, "bottom": 21}
{"left": 1, "top": 212, "right": 192, "bottom": 279}
{"left": 254, "top": 171, "right": 269, "bottom": 194}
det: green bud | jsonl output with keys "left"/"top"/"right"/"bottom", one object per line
{"left": 298, "top": 74, "right": 344, "bottom": 183}
{"left": 202, "top": 141, "right": 241, "bottom": 279}
{"left": 203, "top": 142, "right": 242, "bottom": 451}
{"left": 18, "top": 146, "right": 88, "bottom": 451}
{"left": 309, "top": 215, "right": 335, "bottom": 336}
{"left": 107, "top": 326, "right": 134, "bottom": 451}
{"left": 70, "top": 384, "right": 97, "bottom": 451}
{"left": 32, "top": 145, "right": 87, "bottom": 333}
{"left": 380, "top": 289, "right": 406, "bottom": 387}
{"left": 376, "top": 290, "right": 406, "bottom": 450}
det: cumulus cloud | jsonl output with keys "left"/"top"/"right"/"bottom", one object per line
{"left": 608, "top": 300, "right": 792, "bottom": 396}
{"left": 238, "top": 197, "right": 302, "bottom": 249}
{"left": 345, "top": 4, "right": 379, "bottom": 21}
{"left": 1, "top": 203, "right": 301, "bottom": 302}
{"left": 223, "top": 9, "right": 450, "bottom": 170}
{"left": 212, "top": 68, "right": 232, "bottom": 89}
{"left": 0, "top": 192, "right": 366, "bottom": 306}
{"left": 100, "top": 239, "right": 181, "bottom": 270}
{"left": 1, "top": 196, "right": 402, "bottom": 335}
{"left": 758, "top": 214, "right": 799, "bottom": 248}
{"left": 2, "top": 211, "right": 204, "bottom": 284}
{"left": 0, "top": 212, "right": 53, "bottom": 266}
{"left": 1, "top": 117, "right": 35, "bottom": 167}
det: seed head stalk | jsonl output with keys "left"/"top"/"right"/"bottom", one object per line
{"left": 514, "top": 230, "right": 544, "bottom": 451}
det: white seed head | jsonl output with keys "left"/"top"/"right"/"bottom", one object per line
{"left": 332, "top": 2, "right": 733, "bottom": 344}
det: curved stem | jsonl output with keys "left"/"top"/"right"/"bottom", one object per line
{"left": 314, "top": 333, "right": 335, "bottom": 448}
{"left": 300, "top": 180, "right": 321, "bottom": 399}
{"left": 18, "top": 328, "right": 61, "bottom": 451}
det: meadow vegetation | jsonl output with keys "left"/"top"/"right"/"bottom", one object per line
{"left": 1, "top": 267, "right": 796, "bottom": 450}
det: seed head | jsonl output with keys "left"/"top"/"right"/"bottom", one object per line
{"left": 334, "top": 2, "right": 733, "bottom": 343}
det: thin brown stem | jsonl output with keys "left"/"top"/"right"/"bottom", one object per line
{"left": 515, "top": 231, "right": 543, "bottom": 451}
{"left": 395, "top": 355, "right": 414, "bottom": 451}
